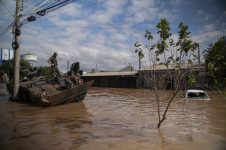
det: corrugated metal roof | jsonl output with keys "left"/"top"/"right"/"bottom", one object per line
{"left": 82, "top": 71, "right": 138, "bottom": 77}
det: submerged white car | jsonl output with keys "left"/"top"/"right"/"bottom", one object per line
{"left": 185, "top": 89, "right": 210, "bottom": 100}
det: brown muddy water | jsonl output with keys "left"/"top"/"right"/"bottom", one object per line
{"left": 0, "top": 87, "right": 226, "bottom": 150}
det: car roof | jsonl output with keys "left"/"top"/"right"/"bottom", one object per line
{"left": 186, "top": 89, "right": 206, "bottom": 93}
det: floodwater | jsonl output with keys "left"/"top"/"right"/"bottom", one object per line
{"left": 0, "top": 87, "right": 226, "bottom": 150}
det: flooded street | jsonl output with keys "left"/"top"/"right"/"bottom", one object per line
{"left": 0, "top": 87, "right": 226, "bottom": 150}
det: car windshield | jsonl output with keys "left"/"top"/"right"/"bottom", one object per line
{"left": 187, "top": 92, "right": 207, "bottom": 98}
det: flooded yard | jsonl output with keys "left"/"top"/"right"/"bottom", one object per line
{"left": 0, "top": 87, "right": 226, "bottom": 150}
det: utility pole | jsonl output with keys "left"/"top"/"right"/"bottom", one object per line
{"left": 197, "top": 44, "right": 201, "bottom": 68}
{"left": 12, "top": 0, "right": 21, "bottom": 99}
{"left": 138, "top": 52, "right": 141, "bottom": 70}
{"left": 134, "top": 41, "right": 142, "bottom": 70}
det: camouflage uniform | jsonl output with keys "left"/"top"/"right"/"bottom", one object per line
{"left": 48, "top": 52, "right": 60, "bottom": 78}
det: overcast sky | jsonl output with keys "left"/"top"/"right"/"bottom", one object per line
{"left": 0, "top": 0, "right": 226, "bottom": 72}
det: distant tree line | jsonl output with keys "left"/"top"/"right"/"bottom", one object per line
{"left": 0, "top": 59, "right": 52, "bottom": 80}
{"left": 204, "top": 36, "right": 226, "bottom": 90}
{"left": 0, "top": 59, "right": 31, "bottom": 80}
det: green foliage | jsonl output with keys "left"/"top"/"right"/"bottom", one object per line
{"left": 0, "top": 60, "right": 14, "bottom": 78}
{"left": 177, "top": 24, "right": 198, "bottom": 61}
{"left": 134, "top": 41, "right": 141, "bottom": 47}
{"left": 156, "top": 19, "right": 171, "bottom": 40}
{"left": 139, "top": 51, "right": 144, "bottom": 58}
{"left": 0, "top": 59, "right": 32, "bottom": 79}
{"left": 223, "top": 90, "right": 226, "bottom": 97}
{"left": 135, "top": 41, "right": 144, "bottom": 58}
{"left": 204, "top": 36, "right": 226, "bottom": 78}
{"left": 20, "top": 60, "right": 32, "bottom": 79}
{"left": 142, "top": 19, "right": 197, "bottom": 69}
{"left": 223, "top": 80, "right": 226, "bottom": 96}
{"left": 145, "top": 30, "right": 153, "bottom": 40}
{"left": 178, "top": 22, "right": 190, "bottom": 40}
{"left": 204, "top": 36, "right": 226, "bottom": 89}
{"left": 187, "top": 74, "right": 196, "bottom": 86}
{"left": 37, "top": 66, "right": 52, "bottom": 76}
{"left": 138, "top": 18, "right": 199, "bottom": 128}
{"left": 155, "top": 19, "right": 170, "bottom": 56}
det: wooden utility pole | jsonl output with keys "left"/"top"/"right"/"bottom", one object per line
{"left": 12, "top": 0, "right": 21, "bottom": 99}
{"left": 197, "top": 44, "right": 201, "bottom": 68}
{"left": 138, "top": 54, "right": 141, "bottom": 70}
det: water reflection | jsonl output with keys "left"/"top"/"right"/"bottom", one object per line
{"left": 0, "top": 100, "right": 92, "bottom": 149}
{"left": 0, "top": 88, "right": 226, "bottom": 150}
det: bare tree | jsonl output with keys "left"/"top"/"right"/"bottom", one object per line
{"left": 138, "top": 19, "right": 198, "bottom": 128}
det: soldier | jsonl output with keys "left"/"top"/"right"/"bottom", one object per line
{"left": 48, "top": 52, "right": 60, "bottom": 78}
{"left": 69, "top": 62, "right": 83, "bottom": 85}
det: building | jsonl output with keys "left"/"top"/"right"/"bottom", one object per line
{"left": 138, "top": 64, "right": 206, "bottom": 89}
{"left": 81, "top": 71, "right": 139, "bottom": 88}
{"left": 21, "top": 53, "right": 38, "bottom": 67}
{"left": 119, "top": 65, "right": 133, "bottom": 71}
{"left": 81, "top": 64, "right": 206, "bottom": 89}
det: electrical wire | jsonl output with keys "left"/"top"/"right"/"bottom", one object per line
{"left": 28, "top": 0, "right": 51, "bottom": 14}
{"left": 22, "top": 0, "right": 65, "bottom": 17}
{"left": 1, "top": 0, "right": 217, "bottom": 50}
{"left": 23, "top": 0, "right": 195, "bottom": 34}
{"left": 0, "top": 21, "right": 14, "bottom": 42}
{"left": 21, "top": 0, "right": 185, "bottom": 33}
{"left": 0, "top": 0, "right": 78, "bottom": 45}
{"left": 34, "top": 0, "right": 104, "bottom": 21}
{"left": 20, "top": 0, "right": 77, "bottom": 25}
{"left": 0, "top": 29, "right": 13, "bottom": 48}
{"left": 0, "top": 0, "right": 14, "bottom": 17}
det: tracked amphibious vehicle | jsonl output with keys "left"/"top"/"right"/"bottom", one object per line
{"left": 9, "top": 62, "right": 93, "bottom": 107}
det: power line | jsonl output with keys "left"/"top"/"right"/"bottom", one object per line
{"left": 22, "top": 0, "right": 207, "bottom": 34}
{"left": 0, "top": 31, "right": 13, "bottom": 48}
{"left": 1, "top": 0, "right": 220, "bottom": 49}
{"left": 25, "top": 0, "right": 51, "bottom": 15}
{"left": 0, "top": 0, "right": 79, "bottom": 44}
{"left": 43, "top": 0, "right": 73, "bottom": 12}
{"left": 0, "top": 1, "right": 85, "bottom": 44}
{"left": 19, "top": 0, "right": 78, "bottom": 25}
{"left": 35, "top": 0, "right": 104, "bottom": 21}
{"left": 0, "top": 0, "right": 14, "bottom": 17}
{"left": 0, "top": 21, "right": 14, "bottom": 42}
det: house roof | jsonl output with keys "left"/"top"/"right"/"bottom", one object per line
{"left": 82, "top": 71, "right": 138, "bottom": 77}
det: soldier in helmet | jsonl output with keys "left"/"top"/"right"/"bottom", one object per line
{"left": 48, "top": 52, "right": 60, "bottom": 78}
